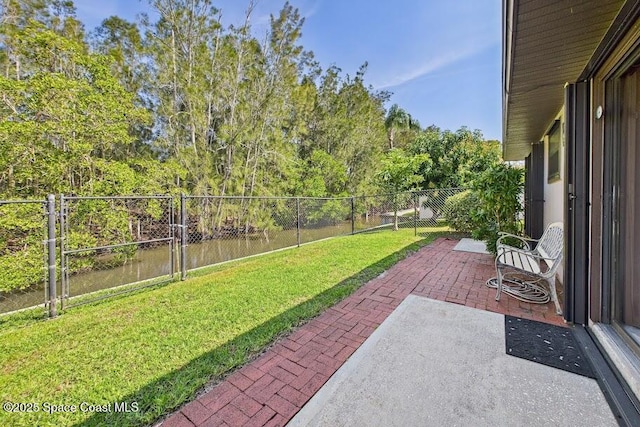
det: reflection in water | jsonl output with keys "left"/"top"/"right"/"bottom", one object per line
{"left": 1, "top": 222, "right": 363, "bottom": 314}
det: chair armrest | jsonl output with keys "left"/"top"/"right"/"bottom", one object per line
{"left": 496, "top": 233, "right": 532, "bottom": 251}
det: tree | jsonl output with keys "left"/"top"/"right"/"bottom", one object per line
{"left": 1, "top": 0, "right": 85, "bottom": 80}
{"left": 91, "top": 16, "right": 144, "bottom": 95}
{"left": 0, "top": 22, "right": 151, "bottom": 197}
{"left": 376, "top": 149, "right": 430, "bottom": 230}
{"left": 0, "top": 17, "right": 176, "bottom": 292}
{"left": 295, "top": 150, "right": 348, "bottom": 197}
{"left": 1, "top": 0, "right": 501, "bottom": 206}
{"left": 144, "top": 0, "right": 224, "bottom": 195}
{"left": 302, "top": 63, "right": 389, "bottom": 196}
{"left": 384, "top": 103, "right": 420, "bottom": 150}
{"left": 408, "top": 126, "right": 501, "bottom": 188}
{"left": 470, "top": 163, "right": 524, "bottom": 254}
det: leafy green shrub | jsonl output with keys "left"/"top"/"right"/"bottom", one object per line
{"left": 470, "top": 163, "right": 524, "bottom": 254}
{"left": 442, "top": 190, "right": 482, "bottom": 234}
{"left": 0, "top": 203, "right": 45, "bottom": 292}
{"left": 0, "top": 245, "right": 43, "bottom": 293}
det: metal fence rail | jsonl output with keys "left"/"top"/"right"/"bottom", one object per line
{"left": 0, "top": 188, "right": 489, "bottom": 319}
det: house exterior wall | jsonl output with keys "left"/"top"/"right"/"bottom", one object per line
{"left": 542, "top": 110, "right": 565, "bottom": 279}
{"left": 505, "top": 0, "right": 640, "bottom": 411}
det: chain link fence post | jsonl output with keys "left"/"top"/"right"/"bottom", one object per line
{"left": 393, "top": 193, "right": 398, "bottom": 230}
{"left": 59, "top": 194, "right": 66, "bottom": 311}
{"left": 413, "top": 191, "right": 418, "bottom": 236}
{"left": 180, "top": 194, "right": 187, "bottom": 280}
{"left": 169, "top": 197, "right": 175, "bottom": 279}
{"left": 351, "top": 196, "right": 355, "bottom": 235}
{"left": 46, "top": 194, "right": 57, "bottom": 318}
{"left": 296, "top": 197, "right": 301, "bottom": 247}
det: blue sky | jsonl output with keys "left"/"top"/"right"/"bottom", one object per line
{"left": 74, "top": 0, "right": 502, "bottom": 141}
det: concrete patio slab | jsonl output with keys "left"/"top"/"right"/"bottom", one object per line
{"left": 453, "top": 237, "right": 490, "bottom": 254}
{"left": 289, "top": 295, "right": 616, "bottom": 427}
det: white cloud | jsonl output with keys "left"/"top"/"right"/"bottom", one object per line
{"left": 302, "top": 0, "right": 322, "bottom": 19}
{"left": 372, "top": 40, "right": 495, "bottom": 90}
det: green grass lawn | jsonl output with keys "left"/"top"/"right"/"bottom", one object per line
{"left": 0, "top": 228, "right": 441, "bottom": 427}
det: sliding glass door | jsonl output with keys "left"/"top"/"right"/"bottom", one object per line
{"left": 605, "top": 60, "right": 640, "bottom": 347}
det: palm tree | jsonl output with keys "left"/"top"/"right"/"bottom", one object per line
{"left": 384, "top": 104, "right": 420, "bottom": 149}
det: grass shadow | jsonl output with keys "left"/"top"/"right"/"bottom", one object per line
{"left": 76, "top": 237, "right": 436, "bottom": 427}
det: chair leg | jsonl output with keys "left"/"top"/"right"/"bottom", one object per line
{"left": 548, "top": 276, "right": 562, "bottom": 315}
{"left": 495, "top": 265, "right": 503, "bottom": 301}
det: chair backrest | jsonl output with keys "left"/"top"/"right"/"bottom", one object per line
{"left": 534, "top": 222, "right": 563, "bottom": 270}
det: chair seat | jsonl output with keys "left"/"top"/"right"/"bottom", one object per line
{"left": 496, "top": 247, "right": 541, "bottom": 274}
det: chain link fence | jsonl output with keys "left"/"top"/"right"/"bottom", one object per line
{"left": 353, "top": 193, "right": 398, "bottom": 232}
{"left": 414, "top": 188, "right": 467, "bottom": 230}
{"left": 298, "top": 197, "right": 353, "bottom": 244}
{"left": 60, "top": 195, "right": 176, "bottom": 309}
{"left": 183, "top": 196, "right": 360, "bottom": 272}
{"left": 183, "top": 196, "right": 299, "bottom": 271}
{"left": 353, "top": 188, "right": 467, "bottom": 234}
{"left": 0, "top": 188, "right": 480, "bottom": 318}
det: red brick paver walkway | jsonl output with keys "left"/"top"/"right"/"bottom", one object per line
{"left": 162, "top": 237, "right": 565, "bottom": 427}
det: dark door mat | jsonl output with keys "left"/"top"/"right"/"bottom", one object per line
{"left": 505, "top": 315, "right": 595, "bottom": 378}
